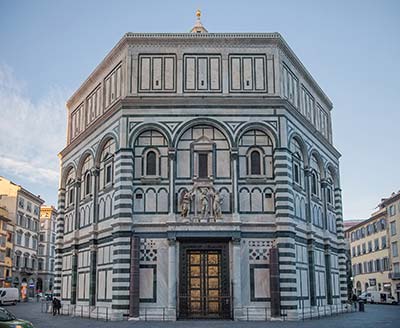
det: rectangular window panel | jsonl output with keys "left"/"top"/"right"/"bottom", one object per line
{"left": 198, "top": 153, "right": 208, "bottom": 178}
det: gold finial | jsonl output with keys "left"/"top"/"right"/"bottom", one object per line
{"left": 190, "top": 8, "right": 208, "bottom": 33}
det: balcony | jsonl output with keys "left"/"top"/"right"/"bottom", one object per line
{"left": 389, "top": 271, "right": 400, "bottom": 280}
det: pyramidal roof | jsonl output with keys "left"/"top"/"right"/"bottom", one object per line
{"left": 190, "top": 9, "right": 208, "bottom": 33}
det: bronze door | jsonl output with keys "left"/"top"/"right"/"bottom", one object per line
{"left": 179, "top": 243, "right": 231, "bottom": 319}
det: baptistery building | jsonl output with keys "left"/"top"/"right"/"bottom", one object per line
{"left": 55, "top": 13, "right": 347, "bottom": 321}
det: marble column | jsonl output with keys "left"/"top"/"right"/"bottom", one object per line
{"left": 270, "top": 247, "right": 281, "bottom": 317}
{"left": 324, "top": 244, "right": 332, "bottom": 305}
{"left": 89, "top": 244, "right": 97, "bottom": 306}
{"left": 168, "top": 149, "right": 176, "bottom": 217}
{"left": 92, "top": 168, "right": 99, "bottom": 223}
{"left": 232, "top": 238, "right": 243, "bottom": 319}
{"left": 308, "top": 239, "right": 316, "bottom": 306}
{"left": 321, "top": 179, "right": 328, "bottom": 229}
{"left": 129, "top": 236, "right": 140, "bottom": 318}
{"left": 70, "top": 249, "right": 78, "bottom": 305}
{"left": 304, "top": 168, "right": 312, "bottom": 224}
{"left": 231, "top": 149, "right": 239, "bottom": 217}
{"left": 74, "top": 180, "right": 81, "bottom": 230}
{"left": 167, "top": 238, "right": 177, "bottom": 318}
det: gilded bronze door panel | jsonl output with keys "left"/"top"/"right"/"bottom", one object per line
{"left": 179, "top": 242, "right": 231, "bottom": 319}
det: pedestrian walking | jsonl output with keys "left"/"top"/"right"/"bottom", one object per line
{"left": 352, "top": 293, "right": 358, "bottom": 310}
{"left": 52, "top": 297, "right": 57, "bottom": 316}
{"left": 55, "top": 298, "right": 61, "bottom": 315}
{"left": 52, "top": 297, "right": 61, "bottom": 316}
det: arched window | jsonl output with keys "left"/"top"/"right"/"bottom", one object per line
{"left": 311, "top": 172, "right": 318, "bottom": 195}
{"left": 99, "top": 138, "right": 116, "bottom": 189}
{"left": 85, "top": 172, "right": 91, "bottom": 195}
{"left": 146, "top": 150, "right": 157, "bottom": 176}
{"left": 80, "top": 155, "right": 93, "bottom": 199}
{"left": 290, "top": 138, "right": 304, "bottom": 186}
{"left": 68, "top": 187, "right": 74, "bottom": 206}
{"left": 64, "top": 167, "right": 75, "bottom": 207}
{"left": 310, "top": 154, "right": 321, "bottom": 197}
{"left": 250, "top": 150, "right": 261, "bottom": 175}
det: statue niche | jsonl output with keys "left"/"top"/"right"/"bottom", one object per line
{"left": 179, "top": 185, "right": 223, "bottom": 223}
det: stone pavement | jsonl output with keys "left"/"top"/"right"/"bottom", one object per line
{"left": 4, "top": 302, "right": 400, "bottom": 328}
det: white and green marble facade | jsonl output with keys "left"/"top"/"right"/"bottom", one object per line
{"left": 55, "top": 33, "right": 347, "bottom": 321}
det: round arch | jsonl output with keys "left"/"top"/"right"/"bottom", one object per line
{"left": 325, "top": 162, "right": 340, "bottom": 188}
{"left": 60, "top": 163, "right": 77, "bottom": 189}
{"left": 288, "top": 132, "right": 309, "bottom": 167}
{"left": 235, "top": 121, "right": 278, "bottom": 149}
{"left": 173, "top": 117, "right": 234, "bottom": 149}
{"left": 94, "top": 132, "right": 119, "bottom": 167}
{"left": 129, "top": 122, "right": 172, "bottom": 149}
{"left": 76, "top": 149, "right": 96, "bottom": 178}
{"left": 309, "top": 149, "right": 325, "bottom": 179}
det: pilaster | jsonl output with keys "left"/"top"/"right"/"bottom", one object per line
{"left": 273, "top": 146, "right": 297, "bottom": 318}
{"left": 111, "top": 148, "right": 134, "bottom": 319}
{"left": 54, "top": 187, "right": 65, "bottom": 298}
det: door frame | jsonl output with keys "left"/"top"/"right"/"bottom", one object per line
{"left": 178, "top": 239, "right": 231, "bottom": 319}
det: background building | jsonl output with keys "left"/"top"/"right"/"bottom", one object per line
{"left": 0, "top": 176, "right": 44, "bottom": 299}
{"left": 378, "top": 191, "right": 400, "bottom": 301}
{"left": 0, "top": 206, "right": 12, "bottom": 287}
{"left": 37, "top": 205, "right": 56, "bottom": 294}
{"left": 347, "top": 209, "right": 391, "bottom": 296}
{"left": 344, "top": 218, "right": 364, "bottom": 299}
{"left": 56, "top": 14, "right": 347, "bottom": 321}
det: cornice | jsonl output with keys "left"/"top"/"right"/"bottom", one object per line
{"left": 59, "top": 96, "right": 340, "bottom": 161}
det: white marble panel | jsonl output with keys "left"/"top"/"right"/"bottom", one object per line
{"left": 216, "top": 151, "right": 230, "bottom": 178}
{"left": 176, "top": 150, "right": 190, "bottom": 177}
{"left": 254, "top": 57, "right": 265, "bottom": 90}
{"left": 185, "top": 57, "right": 196, "bottom": 90}
{"left": 164, "top": 57, "right": 174, "bottom": 90}
{"left": 140, "top": 268, "right": 154, "bottom": 299}
{"left": 198, "top": 57, "right": 208, "bottom": 90}
{"left": 152, "top": 58, "right": 162, "bottom": 90}
{"left": 254, "top": 268, "right": 270, "bottom": 298}
{"left": 231, "top": 57, "right": 241, "bottom": 90}
{"left": 140, "top": 57, "right": 151, "bottom": 90}
{"left": 243, "top": 57, "right": 253, "bottom": 90}
{"left": 210, "top": 57, "right": 220, "bottom": 90}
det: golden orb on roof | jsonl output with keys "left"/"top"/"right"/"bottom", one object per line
{"left": 196, "top": 9, "right": 201, "bottom": 18}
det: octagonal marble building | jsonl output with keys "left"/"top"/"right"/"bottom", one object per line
{"left": 55, "top": 16, "right": 347, "bottom": 321}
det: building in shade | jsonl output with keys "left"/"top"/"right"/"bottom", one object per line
{"left": 37, "top": 205, "right": 57, "bottom": 293}
{"left": 56, "top": 12, "right": 347, "bottom": 320}
{"left": 0, "top": 206, "right": 13, "bottom": 287}
{"left": 376, "top": 191, "right": 400, "bottom": 301}
{"left": 345, "top": 192, "right": 400, "bottom": 303}
{"left": 0, "top": 176, "right": 44, "bottom": 298}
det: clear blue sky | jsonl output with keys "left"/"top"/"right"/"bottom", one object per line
{"left": 0, "top": 0, "right": 399, "bottom": 218}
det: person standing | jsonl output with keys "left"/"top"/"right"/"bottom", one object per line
{"left": 52, "top": 297, "right": 58, "bottom": 316}
{"left": 352, "top": 293, "right": 358, "bottom": 310}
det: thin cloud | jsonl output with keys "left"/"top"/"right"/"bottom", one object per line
{"left": 0, "top": 64, "right": 67, "bottom": 188}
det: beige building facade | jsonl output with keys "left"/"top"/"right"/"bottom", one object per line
{"left": 347, "top": 209, "right": 391, "bottom": 297}
{"left": 0, "top": 206, "right": 13, "bottom": 287}
{"left": 0, "top": 176, "right": 44, "bottom": 299}
{"left": 38, "top": 206, "right": 57, "bottom": 293}
{"left": 379, "top": 191, "right": 400, "bottom": 301}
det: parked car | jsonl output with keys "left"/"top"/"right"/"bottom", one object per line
{"left": 0, "top": 307, "right": 34, "bottom": 327}
{"left": 0, "top": 288, "right": 19, "bottom": 306}
{"left": 358, "top": 291, "right": 398, "bottom": 304}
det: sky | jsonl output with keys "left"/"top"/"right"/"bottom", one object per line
{"left": 0, "top": 0, "right": 399, "bottom": 218}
